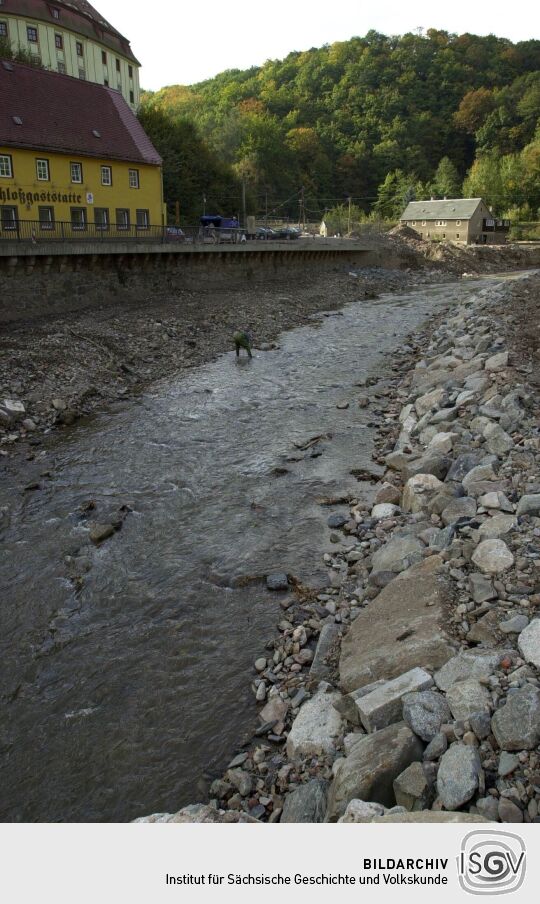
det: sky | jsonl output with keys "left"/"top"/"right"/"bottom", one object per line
{"left": 103, "top": 0, "right": 540, "bottom": 90}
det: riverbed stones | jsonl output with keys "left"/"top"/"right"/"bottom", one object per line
{"left": 469, "top": 573, "right": 496, "bottom": 603}
{"left": 402, "top": 690, "right": 451, "bottom": 742}
{"left": 404, "top": 452, "right": 452, "bottom": 481}
{"left": 517, "top": 620, "right": 540, "bottom": 668}
{"left": 89, "top": 523, "right": 116, "bottom": 544}
{"left": 485, "top": 351, "right": 509, "bottom": 371}
{"left": 280, "top": 779, "right": 328, "bottom": 823}
{"left": 434, "top": 650, "right": 502, "bottom": 692}
{"left": 338, "top": 800, "right": 386, "bottom": 823}
{"left": 483, "top": 423, "right": 514, "bottom": 456}
{"left": 135, "top": 804, "right": 259, "bottom": 824}
{"left": 446, "top": 679, "right": 491, "bottom": 721}
{"left": 286, "top": 683, "right": 342, "bottom": 760}
{"left": 371, "top": 811, "right": 488, "bottom": 823}
{"left": 437, "top": 743, "right": 482, "bottom": 810}
{"left": 500, "top": 615, "right": 529, "bottom": 634}
{"left": 441, "top": 496, "right": 477, "bottom": 526}
{"left": 354, "top": 668, "right": 434, "bottom": 732}
{"left": 326, "top": 722, "right": 423, "bottom": 821}
{"left": 374, "top": 483, "right": 402, "bottom": 506}
{"left": 340, "top": 558, "right": 456, "bottom": 692}
{"left": 393, "top": 762, "right": 434, "bottom": 811}
{"left": 478, "top": 514, "right": 517, "bottom": 540}
{"left": 310, "top": 623, "right": 341, "bottom": 682}
{"left": 225, "top": 768, "right": 252, "bottom": 797}
{"left": 498, "top": 798, "right": 523, "bottom": 823}
{"left": 402, "top": 474, "right": 444, "bottom": 513}
{"left": 370, "top": 535, "right": 424, "bottom": 575}
{"left": 415, "top": 388, "right": 446, "bottom": 418}
{"left": 471, "top": 539, "right": 514, "bottom": 574}
{"left": 371, "top": 503, "right": 400, "bottom": 520}
{"left": 1, "top": 399, "right": 25, "bottom": 422}
{"left": 266, "top": 573, "right": 289, "bottom": 591}
{"left": 491, "top": 685, "right": 540, "bottom": 750}
{"left": 516, "top": 494, "right": 540, "bottom": 517}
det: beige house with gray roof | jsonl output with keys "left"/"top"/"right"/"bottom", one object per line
{"left": 400, "top": 198, "right": 510, "bottom": 245}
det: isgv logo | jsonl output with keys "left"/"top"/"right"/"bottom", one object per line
{"left": 458, "top": 831, "right": 526, "bottom": 895}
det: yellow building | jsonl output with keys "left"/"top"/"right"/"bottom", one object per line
{"left": 0, "top": 60, "right": 164, "bottom": 238}
{"left": 0, "top": 0, "right": 140, "bottom": 110}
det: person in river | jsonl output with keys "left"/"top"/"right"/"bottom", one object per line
{"left": 233, "top": 330, "right": 253, "bottom": 359}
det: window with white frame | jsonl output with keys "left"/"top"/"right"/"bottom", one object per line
{"left": 116, "top": 208, "right": 130, "bottom": 230}
{"left": 36, "top": 158, "right": 50, "bottom": 181}
{"left": 0, "top": 154, "right": 13, "bottom": 177}
{"left": 0, "top": 20, "right": 8, "bottom": 37}
{"left": 129, "top": 168, "right": 139, "bottom": 189}
{"left": 94, "top": 207, "right": 109, "bottom": 230}
{"left": 70, "top": 162, "right": 83, "bottom": 183}
{"left": 1, "top": 205, "right": 18, "bottom": 229}
{"left": 39, "top": 206, "right": 55, "bottom": 229}
{"left": 101, "top": 165, "right": 112, "bottom": 186}
{"left": 70, "top": 207, "right": 87, "bottom": 230}
{"left": 27, "top": 25, "right": 38, "bottom": 43}
{"left": 136, "top": 208, "right": 149, "bottom": 229}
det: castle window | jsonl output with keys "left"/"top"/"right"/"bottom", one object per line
{"left": 128, "top": 65, "right": 133, "bottom": 79}
{"left": 101, "top": 165, "right": 112, "bottom": 186}
{"left": 102, "top": 50, "right": 107, "bottom": 64}
{"left": 39, "top": 206, "right": 55, "bottom": 230}
{"left": 1, "top": 206, "right": 18, "bottom": 230}
{"left": 71, "top": 207, "right": 87, "bottom": 230}
{"left": 54, "top": 33, "right": 63, "bottom": 49}
{"left": 116, "top": 208, "right": 130, "bottom": 230}
{"left": 36, "top": 158, "right": 50, "bottom": 181}
{"left": 70, "top": 162, "right": 83, "bottom": 183}
{"left": 136, "top": 209, "right": 149, "bottom": 229}
{"left": 50, "top": 7, "right": 60, "bottom": 19}
{"left": 130, "top": 90, "right": 134, "bottom": 104}
{"left": 94, "top": 207, "right": 109, "bottom": 231}
{"left": 0, "top": 154, "right": 13, "bottom": 178}
{"left": 27, "top": 25, "right": 38, "bottom": 43}
{"left": 0, "top": 21, "right": 8, "bottom": 37}
{"left": 76, "top": 41, "right": 83, "bottom": 56}
{"left": 116, "top": 58, "right": 121, "bottom": 72}
{"left": 129, "top": 169, "right": 140, "bottom": 189}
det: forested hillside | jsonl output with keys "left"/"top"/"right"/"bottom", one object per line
{"left": 139, "top": 30, "right": 540, "bottom": 224}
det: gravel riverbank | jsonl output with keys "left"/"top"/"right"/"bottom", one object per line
{"left": 137, "top": 269, "right": 540, "bottom": 824}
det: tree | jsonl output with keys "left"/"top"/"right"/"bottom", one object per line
{"left": 433, "top": 157, "right": 461, "bottom": 198}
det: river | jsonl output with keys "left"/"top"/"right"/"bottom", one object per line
{"left": 0, "top": 277, "right": 504, "bottom": 821}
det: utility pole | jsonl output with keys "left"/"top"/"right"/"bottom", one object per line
{"left": 299, "top": 186, "right": 305, "bottom": 232}
{"left": 242, "top": 179, "right": 247, "bottom": 230}
{"left": 265, "top": 190, "right": 268, "bottom": 228}
{"left": 347, "top": 195, "right": 352, "bottom": 236}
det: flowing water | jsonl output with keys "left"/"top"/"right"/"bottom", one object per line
{"left": 0, "top": 276, "right": 511, "bottom": 822}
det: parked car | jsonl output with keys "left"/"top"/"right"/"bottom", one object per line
{"left": 165, "top": 226, "right": 185, "bottom": 242}
{"left": 256, "top": 226, "right": 278, "bottom": 240}
{"left": 276, "top": 226, "right": 301, "bottom": 240}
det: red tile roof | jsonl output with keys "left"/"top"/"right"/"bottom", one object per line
{"left": 0, "top": 62, "right": 161, "bottom": 165}
{"left": 0, "top": 0, "right": 139, "bottom": 64}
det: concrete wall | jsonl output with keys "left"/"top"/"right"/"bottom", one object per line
{"left": 0, "top": 242, "right": 381, "bottom": 324}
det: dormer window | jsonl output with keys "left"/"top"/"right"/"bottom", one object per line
{"left": 50, "top": 7, "right": 60, "bottom": 19}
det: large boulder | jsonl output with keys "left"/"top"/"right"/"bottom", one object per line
{"left": 286, "top": 683, "right": 342, "bottom": 760}
{"left": 517, "top": 620, "right": 540, "bottom": 669}
{"left": 434, "top": 650, "right": 502, "bottom": 692}
{"left": 471, "top": 539, "right": 514, "bottom": 574}
{"left": 325, "top": 722, "right": 423, "bottom": 821}
{"left": 402, "top": 474, "right": 445, "bottom": 514}
{"left": 437, "top": 743, "right": 482, "bottom": 810}
{"left": 491, "top": 685, "right": 540, "bottom": 751}
{"left": 354, "top": 668, "right": 433, "bottom": 732}
{"left": 281, "top": 779, "right": 328, "bottom": 823}
{"left": 370, "top": 535, "right": 424, "bottom": 575}
{"left": 340, "top": 558, "right": 456, "bottom": 693}
{"left": 446, "top": 679, "right": 492, "bottom": 721}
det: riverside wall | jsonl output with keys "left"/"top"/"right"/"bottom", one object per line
{"left": 0, "top": 240, "right": 382, "bottom": 324}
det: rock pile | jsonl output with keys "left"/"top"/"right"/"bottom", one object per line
{"left": 138, "top": 272, "right": 540, "bottom": 824}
